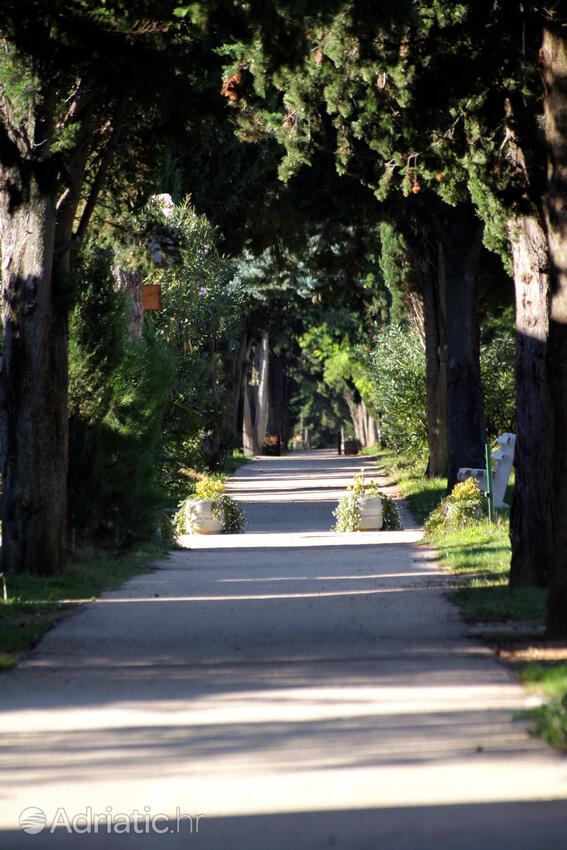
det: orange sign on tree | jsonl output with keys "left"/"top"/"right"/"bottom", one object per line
{"left": 141, "top": 285, "right": 161, "bottom": 311}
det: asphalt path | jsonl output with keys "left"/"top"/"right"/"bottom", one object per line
{"left": 1, "top": 450, "right": 566, "bottom": 848}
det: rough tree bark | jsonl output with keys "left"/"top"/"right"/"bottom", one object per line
{"left": 364, "top": 407, "right": 378, "bottom": 448}
{"left": 433, "top": 205, "right": 486, "bottom": 491}
{"left": 0, "top": 75, "right": 121, "bottom": 574}
{"left": 343, "top": 393, "right": 362, "bottom": 445}
{"left": 419, "top": 237, "right": 448, "bottom": 478}
{"left": 497, "top": 97, "right": 555, "bottom": 587}
{"left": 508, "top": 212, "right": 554, "bottom": 587}
{"left": 255, "top": 333, "right": 270, "bottom": 448}
{"left": 0, "top": 152, "right": 68, "bottom": 574}
{"left": 242, "top": 386, "right": 258, "bottom": 457}
{"left": 542, "top": 20, "right": 567, "bottom": 635}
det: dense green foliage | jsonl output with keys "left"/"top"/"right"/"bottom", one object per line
{"left": 67, "top": 192, "right": 260, "bottom": 544}
{"left": 147, "top": 200, "right": 250, "bottom": 488}
{"left": 480, "top": 313, "right": 516, "bottom": 438}
{"left": 3, "top": 0, "right": 519, "bottom": 552}
{"left": 366, "top": 320, "right": 515, "bottom": 459}
{"left": 68, "top": 246, "right": 174, "bottom": 546}
{"left": 368, "top": 325, "right": 427, "bottom": 454}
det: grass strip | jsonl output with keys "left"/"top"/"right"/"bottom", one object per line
{"left": 0, "top": 545, "right": 167, "bottom": 670}
{"left": 221, "top": 449, "right": 251, "bottom": 476}
{"left": 374, "top": 448, "right": 545, "bottom": 624}
{"left": 521, "top": 664, "right": 567, "bottom": 750}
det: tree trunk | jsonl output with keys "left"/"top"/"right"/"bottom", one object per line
{"left": 268, "top": 353, "right": 290, "bottom": 448}
{"left": 282, "top": 378, "right": 291, "bottom": 448}
{"left": 542, "top": 21, "right": 567, "bottom": 635}
{"left": 359, "top": 399, "right": 377, "bottom": 447}
{"left": 224, "top": 331, "right": 249, "bottom": 438}
{"left": 343, "top": 392, "right": 359, "bottom": 444}
{"left": 0, "top": 82, "right": 122, "bottom": 576}
{"left": 357, "top": 404, "right": 367, "bottom": 446}
{"left": 242, "top": 333, "right": 270, "bottom": 457}
{"left": 365, "top": 407, "right": 378, "bottom": 448}
{"left": 343, "top": 392, "right": 374, "bottom": 447}
{"left": 255, "top": 333, "right": 270, "bottom": 449}
{"left": 113, "top": 266, "right": 144, "bottom": 337}
{"left": 0, "top": 168, "right": 68, "bottom": 574}
{"left": 421, "top": 239, "right": 448, "bottom": 478}
{"left": 508, "top": 212, "right": 554, "bottom": 587}
{"left": 353, "top": 401, "right": 365, "bottom": 445}
{"left": 407, "top": 290, "right": 426, "bottom": 346}
{"left": 434, "top": 205, "right": 486, "bottom": 491}
{"left": 242, "top": 381, "right": 259, "bottom": 457}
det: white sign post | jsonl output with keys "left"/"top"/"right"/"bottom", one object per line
{"left": 457, "top": 433, "right": 516, "bottom": 509}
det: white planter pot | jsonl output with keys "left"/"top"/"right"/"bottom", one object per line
{"left": 358, "top": 495, "right": 383, "bottom": 530}
{"left": 186, "top": 499, "right": 223, "bottom": 535}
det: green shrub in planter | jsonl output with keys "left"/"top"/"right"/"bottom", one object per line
{"left": 424, "top": 478, "right": 486, "bottom": 534}
{"left": 332, "top": 491, "right": 362, "bottom": 532}
{"left": 332, "top": 470, "right": 401, "bottom": 532}
{"left": 174, "top": 475, "right": 246, "bottom": 535}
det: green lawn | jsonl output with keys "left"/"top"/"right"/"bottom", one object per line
{"left": 432, "top": 521, "right": 547, "bottom": 624}
{"left": 521, "top": 664, "right": 567, "bottom": 750}
{"left": 373, "top": 448, "right": 547, "bottom": 625}
{"left": 222, "top": 449, "right": 251, "bottom": 475}
{"left": 0, "top": 545, "right": 167, "bottom": 670}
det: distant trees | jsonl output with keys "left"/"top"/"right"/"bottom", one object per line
{"left": 300, "top": 319, "right": 379, "bottom": 448}
{"left": 220, "top": 3, "right": 491, "bottom": 486}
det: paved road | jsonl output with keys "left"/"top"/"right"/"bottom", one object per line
{"left": 1, "top": 450, "right": 567, "bottom": 848}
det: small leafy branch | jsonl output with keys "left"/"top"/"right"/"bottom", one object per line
{"left": 212, "top": 495, "right": 247, "bottom": 534}
{"left": 194, "top": 478, "right": 226, "bottom": 501}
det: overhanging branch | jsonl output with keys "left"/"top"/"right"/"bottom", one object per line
{"left": 74, "top": 99, "right": 129, "bottom": 247}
